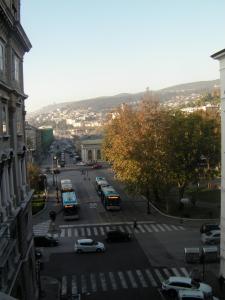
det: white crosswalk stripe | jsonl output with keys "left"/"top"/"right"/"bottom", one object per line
{"left": 118, "top": 271, "right": 128, "bottom": 289}
{"left": 126, "top": 270, "right": 138, "bottom": 288}
{"left": 58, "top": 222, "right": 186, "bottom": 238}
{"left": 90, "top": 273, "right": 97, "bottom": 292}
{"left": 60, "top": 267, "right": 190, "bottom": 297}
{"left": 71, "top": 275, "right": 78, "bottom": 295}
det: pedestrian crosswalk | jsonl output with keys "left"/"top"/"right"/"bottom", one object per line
{"left": 60, "top": 266, "right": 190, "bottom": 297}
{"left": 59, "top": 223, "right": 185, "bottom": 238}
{"left": 33, "top": 220, "right": 51, "bottom": 236}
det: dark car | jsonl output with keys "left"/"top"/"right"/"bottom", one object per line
{"left": 34, "top": 235, "right": 59, "bottom": 247}
{"left": 200, "top": 223, "right": 220, "bottom": 234}
{"left": 92, "top": 163, "right": 102, "bottom": 169}
{"left": 106, "top": 229, "right": 132, "bottom": 242}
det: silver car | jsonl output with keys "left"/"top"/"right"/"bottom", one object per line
{"left": 74, "top": 238, "right": 105, "bottom": 253}
{"left": 201, "top": 230, "right": 220, "bottom": 245}
{"left": 162, "top": 276, "right": 212, "bottom": 298}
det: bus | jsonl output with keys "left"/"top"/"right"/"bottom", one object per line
{"left": 100, "top": 185, "right": 121, "bottom": 211}
{"left": 60, "top": 179, "right": 79, "bottom": 220}
{"left": 95, "top": 176, "right": 109, "bottom": 195}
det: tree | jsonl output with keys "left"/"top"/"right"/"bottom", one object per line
{"left": 27, "top": 162, "right": 41, "bottom": 190}
{"left": 103, "top": 96, "right": 174, "bottom": 210}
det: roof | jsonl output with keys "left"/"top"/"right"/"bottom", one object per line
{"left": 81, "top": 139, "right": 103, "bottom": 145}
{"left": 168, "top": 276, "right": 192, "bottom": 284}
{"left": 77, "top": 239, "right": 93, "bottom": 243}
{"left": 211, "top": 48, "right": 225, "bottom": 59}
{"left": 101, "top": 185, "right": 119, "bottom": 196}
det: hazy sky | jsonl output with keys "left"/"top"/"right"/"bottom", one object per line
{"left": 21, "top": 0, "right": 225, "bottom": 112}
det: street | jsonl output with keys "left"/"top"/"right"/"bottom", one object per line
{"left": 34, "top": 157, "right": 222, "bottom": 300}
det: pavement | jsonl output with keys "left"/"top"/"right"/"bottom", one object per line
{"left": 32, "top": 176, "right": 225, "bottom": 300}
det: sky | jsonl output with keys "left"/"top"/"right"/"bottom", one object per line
{"left": 21, "top": 0, "right": 225, "bottom": 112}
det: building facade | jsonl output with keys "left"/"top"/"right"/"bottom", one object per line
{"left": 0, "top": 1, "right": 37, "bottom": 299}
{"left": 80, "top": 139, "right": 103, "bottom": 162}
{"left": 38, "top": 126, "right": 54, "bottom": 153}
{"left": 211, "top": 49, "right": 225, "bottom": 278}
{"left": 25, "top": 122, "right": 42, "bottom": 163}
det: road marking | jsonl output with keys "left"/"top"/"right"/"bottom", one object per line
{"left": 60, "top": 228, "right": 65, "bottom": 237}
{"left": 119, "top": 225, "right": 125, "bottom": 232}
{"left": 71, "top": 275, "right": 78, "bottom": 295}
{"left": 163, "top": 268, "right": 171, "bottom": 278}
{"left": 93, "top": 227, "right": 98, "bottom": 236}
{"left": 81, "top": 274, "right": 87, "bottom": 293}
{"left": 178, "top": 225, "right": 185, "bottom": 230}
{"left": 137, "top": 224, "right": 145, "bottom": 233}
{"left": 61, "top": 276, "right": 67, "bottom": 296}
{"left": 109, "top": 272, "right": 117, "bottom": 290}
{"left": 74, "top": 228, "right": 78, "bottom": 237}
{"left": 162, "top": 224, "right": 172, "bottom": 231}
{"left": 80, "top": 227, "right": 85, "bottom": 236}
{"left": 145, "top": 269, "right": 157, "bottom": 287}
{"left": 86, "top": 227, "right": 91, "bottom": 236}
{"left": 99, "top": 272, "right": 107, "bottom": 291}
{"left": 170, "top": 225, "right": 179, "bottom": 230}
{"left": 99, "top": 226, "right": 105, "bottom": 235}
{"left": 155, "top": 224, "right": 166, "bottom": 231}
{"left": 126, "top": 270, "right": 138, "bottom": 288}
{"left": 154, "top": 269, "right": 165, "bottom": 282}
{"left": 143, "top": 224, "right": 153, "bottom": 232}
{"left": 90, "top": 273, "right": 97, "bottom": 292}
{"left": 180, "top": 267, "right": 189, "bottom": 277}
{"left": 125, "top": 225, "right": 132, "bottom": 233}
{"left": 118, "top": 271, "right": 128, "bottom": 289}
{"left": 171, "top": 267, "right": 180, "bottom": 276}
{"left": 68, "top": 228, "right": 72, "bottom": 237}
{"left": 151, "top": 224, "right": 159, "bottom": 232}
{"left": 136, "top": 269, "right": 148, "bottom": 287}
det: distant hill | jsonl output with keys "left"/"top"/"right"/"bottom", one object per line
{"left": 29, "top": 79, "right": 219, "bottom": 115}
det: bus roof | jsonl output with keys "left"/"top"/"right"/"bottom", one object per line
{"left": 62, "top": 191, "right": 78, "bottom": 206}
{"left": 101, "top": 185, "right": 119, "bottom": 197}
{"left": 61, "top": 179, "right": 73, "bottom": 190}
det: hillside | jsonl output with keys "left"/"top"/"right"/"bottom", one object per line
{"left": 30, "top": 79, "right": 219, "bottom": 115}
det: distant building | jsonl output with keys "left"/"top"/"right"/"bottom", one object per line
{"left": 211, "top": 48, "right": 225, "bottom": 279}
{"left": 38, "top": 126, "right": 54, "bottom": 153}
{"left": 0, "top": 1, "right": 37, "bottom": 300}
{"left": 25, "top": 122, "right": 42, "bottom": 162}
{"left": 80, "top": 139, "right": 103, "bottom": 162}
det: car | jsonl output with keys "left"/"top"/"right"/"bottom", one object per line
{"left": 200, "top": 223, "right": 220, "bottom": 234}
{"left": 201, "top": 230, "right": 220, "bottom": 245}
{"left": 34, "top": 235, "right": 59, "bottom": 247}
{"left": 76, "top": 161, "right": 86, "bottom": 166}
{"left": 92, "top": 163, "right": 102, "bottom": 169}
{"left": 178, "top": 290, "right": 219, "bottom": 300}
{"left": 161, "top": 276, "right": 212, "bottom": 298}
{"left": 74, "top": 239, "right": 105, "bottom": 253}
{"left": 106, "top": 229, "right": 132, "bottom": 242}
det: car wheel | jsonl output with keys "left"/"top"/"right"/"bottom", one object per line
{"left": 77, "top": 249, "right": 83, "bottom": 254}
{"left": 167, "top": 289, "right": 177, "bottom": 298}
{"left": 96, "top": 248, "right": 102, "bottom": 253}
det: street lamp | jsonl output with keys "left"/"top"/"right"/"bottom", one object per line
{"left": 52, "top": 155, "right": 57, "bottom": 186}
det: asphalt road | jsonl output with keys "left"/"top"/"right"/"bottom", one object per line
{"left": 37, "top": 155, "right": 221, "bottom": 300}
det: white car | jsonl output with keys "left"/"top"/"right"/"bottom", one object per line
{"left": 178, "top": 290, "right": 219, "bottom": 300}
{"left": 74, "top": 239, "right": 105, "bottom": 253}
{"left": 201, "top": 230, "right": 220, "bottom": 245}
{"left": 162, "top": 276, "right": 212, "bottom": 298}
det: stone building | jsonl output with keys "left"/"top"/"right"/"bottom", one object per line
{"left": 80, "top": 139, "right": 103, "bottom": 162}
{"left": 25, "top": 122, "right": 41, "bottom": 163}
{"left": 211, "top": 49, "right": 225, "bottom": 278}
{"left": 0, "top": 1, "right": 37, "bottom": 299}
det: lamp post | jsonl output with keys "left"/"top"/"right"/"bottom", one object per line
{"left": 52, "top": 155, "right": 57, "bottom": 186}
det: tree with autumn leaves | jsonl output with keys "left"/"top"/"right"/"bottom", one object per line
{"left": 102, "top": 96, "right": 220, "bottom": 211}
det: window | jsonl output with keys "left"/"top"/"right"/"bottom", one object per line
{"left": 0, "top": 41, "right": 5, "bottom": 72}
{"left": 14, "top": 55, "right": 20, "bottom": 81}
{"left": 2, "top": 103, "right": 8, "bottom": 134}
{"left": 16, "top": 106, "right": 22, "bottom": 134}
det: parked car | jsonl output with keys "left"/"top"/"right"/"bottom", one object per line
{"left": 178, "top": 290, "right": 219, "bottom": 300}
{"left": 161, "top": 276, "right": 212, "bottom": 298}
{"left": 74, "top": 239, "right": 105, "bottom": 253}
{"left": 106, "top": 229, "right": 132, "bottom": 242}
{"left": 201, "top": 230, "right": 220, "bottom": 245}
{"left": 200, "top": 223, "right": 220, "bottom": 234}
{"left": 76, "top": 161, "right": 86, "bottom": 166}
{"left": 34, "top": 235, "right": 59, "bottom": 247}
{"left": 92, "top": 163, "right": 102, "bottom": 169}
